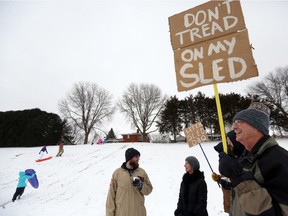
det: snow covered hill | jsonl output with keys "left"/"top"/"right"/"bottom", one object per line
{"left": 1, "top": 140, "right": 287, "bottom": 216}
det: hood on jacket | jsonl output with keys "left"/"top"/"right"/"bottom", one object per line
{"left": 19, "top": 171, "right": 26, "bottom": 176}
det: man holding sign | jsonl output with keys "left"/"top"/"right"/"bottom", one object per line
{"left": 219, "top": 103, "right": 288, "bottom": 216}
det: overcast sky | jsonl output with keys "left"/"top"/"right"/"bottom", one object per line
{"left": 1, "top": 0, "right": 288, "bottom": 136}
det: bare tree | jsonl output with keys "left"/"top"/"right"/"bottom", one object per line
{"left": 58, "top": 82, "right": 115, "bottom": 144}
{"left": 247, "top": 66, "right": 288, "bottom": 133}
{"left": 118, "top": 83, "right": 167, "bottom": 141}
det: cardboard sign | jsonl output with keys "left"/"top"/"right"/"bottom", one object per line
{"left": 169, "top": 0, "right": 246, "bottom": 50}
{"left": 184, "top": 122, "right": 208, "bottom": 147}
{"left": 169, "top": 0, "right": 258, "bottom": 92}
{"left": 173, "top": 30, "right": 258, "bottom": 91}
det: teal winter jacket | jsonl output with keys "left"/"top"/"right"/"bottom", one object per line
{"left": 17, "top": 171, "right": 35, "bottom": 188}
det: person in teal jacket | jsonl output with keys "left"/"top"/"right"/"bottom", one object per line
{"left": 12, "top": 171, "right": 35, "bottom": 202}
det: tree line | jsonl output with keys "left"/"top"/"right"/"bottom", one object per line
{"left": 0, "top": 66, "right": 287, "bottom": 147}
{"left": 0, "top": 109, "right": 64, "bottom": 147}
{"left": 156, "top": 93, "right": 251, "bottom": 142}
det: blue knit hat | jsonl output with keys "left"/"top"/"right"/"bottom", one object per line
{"left": 233, "top": 102, "right": 270, "bottom": 135}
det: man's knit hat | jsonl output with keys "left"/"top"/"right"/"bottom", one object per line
{"left": 185, "top": 156, "right": 200, "bottom": 171}
{"left": 125, "top": 148, "right": 140, "bottom": 162}
{"left": 233, "top": 102, "right": 270, "bottom": 135}
{"left": 248, "top": 102, "right": 271, "bottom": 116}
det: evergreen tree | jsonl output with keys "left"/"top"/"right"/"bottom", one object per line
{"left": 156, "top": 96, "right": 182, "bottom": 142}
{"left": 217, "top": 93, "right": 252, "bottom": 128}
{"left": 0, "top": 109, "right": 65, "bottom": 147}
{"left": 61, "top": 119, "right": 75, "bottom": 144}
{"left": 181, "top": 95, "right": 197, "bottom": 128}
{"left": 107, "top": 128, "right": 116, "bottom": 139}
{"left": 193, "top": 92, "right": 211, "bottom": 129}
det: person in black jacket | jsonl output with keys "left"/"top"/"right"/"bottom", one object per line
{"left": 175, "top": 156, "right": 208, "bottom": 216}
{"left": 212, "top": 130, "right": 245, "bottom": 214}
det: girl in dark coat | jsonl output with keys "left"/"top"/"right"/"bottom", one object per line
{"left": 175, "top": 156, "right": 208, "bottom": 216}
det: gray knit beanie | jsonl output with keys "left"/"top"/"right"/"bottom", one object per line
{"left": 233, "top": 107, "right": 270, "bottom": 135}
{"left": 185, "top": 156, "right": 200, "bottom": 171}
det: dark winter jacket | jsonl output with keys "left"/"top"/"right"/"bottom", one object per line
{"left": 39, "top": 146, "right": 48, "bottom": 154}
{"left": 175, "top": 170, "right": 208, "bottom": 216}
{"left": 232, "top": 136, "right": 288, "bottom": 216}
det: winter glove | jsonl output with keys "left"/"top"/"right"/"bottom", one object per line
{"left": 211, "top": 172, "right": 221, "bottom": 181}
{"left": 214, "top": 142, "right": 224, "bottom": 153}
{"left": 132, "top": 177, "right": 143, "bottom": 190}
{"left": 214, "top": 142, "right": 234, "bottom": 156}
{"left": 211, "top": 171, "right": 232, "bottom": 189}
{"left": 219, "top": 152, "right": 242, "bottom": 177}
{"left": 219, "top": 152, "right": 254, "bottom": 187}
{"left": 174, "top": 209, "right": 183, "bottom": 216}
{"left": 219, "top": 179, "right": 232, "bottom": 190}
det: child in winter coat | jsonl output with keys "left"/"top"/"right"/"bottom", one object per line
{"left": 39, "top": 145, "right": 48, "bottom": 159}
{"left": 12, "top": 171, "right": 35, "bottom": 202}
{"left": 56, "top": 142, "right": 64, "bottom": 157}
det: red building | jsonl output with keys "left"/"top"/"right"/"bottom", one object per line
{"left": 121, "top": 130, "right": 149, "bottom": 142}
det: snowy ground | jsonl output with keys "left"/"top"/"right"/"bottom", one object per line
{"left": 1, "top": 139, "right": 287, "bottom": 216}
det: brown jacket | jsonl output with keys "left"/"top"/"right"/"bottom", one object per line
{"left": 106, "top": 163, "right": 153, "bottom": 216}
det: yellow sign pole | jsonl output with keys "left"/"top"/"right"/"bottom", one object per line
{"left": 213, "top": 84, "right": 227, "bottom": 154}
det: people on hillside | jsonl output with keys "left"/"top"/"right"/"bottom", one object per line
{"left": 212, "top": 130, "right": 245, "bottom": 214}
{"left": 12, "top": 171, "right": 35, "bottom": 202}
{"left": 174, "top": 156, "right": 208, "bottom": 216}
{"left": 38, "top": 145, "right": 48, "bottom": 159}
{"left": 106, "top": 148, "right": 153, "bottom": 216}
{"left": 218, "top": 102, "right": 288, "bottom": 215}
{"left": 103, "top": 137, "right": 108, "bottom": 144}
{"left": 97, "top": 138, "right": 103, "bottom": 145}
{"left": 56, "top": 141, "right": 64, "bottom": 157}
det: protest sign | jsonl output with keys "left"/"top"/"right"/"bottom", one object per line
{"left": 169, "top": 0, "right": 258, "bottom": 92}
{"left": 184, "top": 122, "right": 208, "bottom": 147}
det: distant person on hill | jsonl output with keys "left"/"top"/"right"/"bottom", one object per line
{"left": 56, "top": 141, "right": 64, "bottom": 157}
{"left": 39, "top": 145, "right": 48, "bottom": 159}
{"left": 106, "top": 147, "right": 153, "bottom": 216}
{"left": 12, "top": 171, "right": 35, "bottom": 202}
{"left": 174, "top": 156, "right": 208, "bottom": 216}
{"left": 97, "top": 138, "right": 103, "bottom": 145}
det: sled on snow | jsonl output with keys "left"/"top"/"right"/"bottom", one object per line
{"left": 35, "top": 156, "right": 52, "bottom": 163}
{"left": 25, "top": 169, "right": 39, "bottom": 189}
